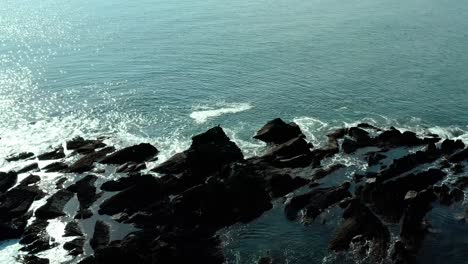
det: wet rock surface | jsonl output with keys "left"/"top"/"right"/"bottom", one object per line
{"left": 0, "top": 122, "right": 467, "bottom": 264}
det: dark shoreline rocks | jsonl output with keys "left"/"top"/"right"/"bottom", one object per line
{"left": 0, "top": 120, "right": 466, "bottom": 264}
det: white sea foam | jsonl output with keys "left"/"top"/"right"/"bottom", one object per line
{"left": 190, "top": 103, "right": 253, "bottom": 124}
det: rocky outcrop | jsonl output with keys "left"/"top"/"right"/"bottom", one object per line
{"left": 6, "top": 152, "right": 34, "bottom": 162}
{"left": 90, "top": 220, "right": 110, "bottom": 250}
{"left": 253, "top": 118, "right": 304, "bottom": 144}
{"left": 67, "top": 175, "right": 101, "bottom": 219}
{"left": 68, "top": 147, "right": 115, "bottom": 173}
{"left": 37, "top": 147, "right": 65, "bottom": 160}
{"left": 285, "top": 182, "right": 351, "bottom": 220}
{"left": 35, "top": 189, "right": 74, "bottom": 219}
{"left": 99, "top": 143, "right": 158, "bottom": 165}
{"left": 0, "top": 171, "right": 17, "bottom": 193}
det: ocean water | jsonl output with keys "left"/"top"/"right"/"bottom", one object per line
{"left": 1, "top": 0, "right": 468, "bottom": 263}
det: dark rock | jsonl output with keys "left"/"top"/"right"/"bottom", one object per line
{"left": 20, "top": 235, "right": 57, "bottom": 254}
{"left": 68, "top": 175, "right": 101, "bottom": 219}
{"left": 17, "top": 163, "right": 39, "bottom": 174}
{"left": 367, "top": 152, "right": 386, "bottom": 166}
{"left": 441, "top": 139, "right": 465, "bottom": 154}
{"left": 312, "top": 164, "right": 346, "bottom": 180}
{"left": 0, "top": 171, "right": 17, "bottom": 193}
{"left": 253, "top": 118, "right": 304, "bottom": 144}
{"left": 55, "top": 177, "right": 67, "bottom": 189}
{"left": 67, "top": 136, "right": 97, "bottom": 150}
{"left": 90, "top": 220, "right": 110, "bottom": 250}
{"left": 329, "top": 199, "right": 390, "bottom": 261}
{"left": 37, "top": 147, "right": 65, "bottom": 160}
{"left": 99, "top": 143, "right": 158, "bottom": 165}
{"left": 357, "top": 123, "right": 381, "bottom": 131}
{"left": 101, "top": 174, "right": 140, "bottom": 192}
{"left": 285, "top": 182, "right": 351, "bottom": 220}
{"left": 35, "top": 189, "right": 74, "bottom": 219}
{"left": 267, "top": 174, "right": 309, "bottom": 198}
{"left": 68, "top": 147, "right": 115, "bottom": 173}
{"left": 348, "top": 127, "right": 371, "bottom": 142}
{"left": 18, "top": 175, "right": 40, "bottom": 187}
{"left": 64, "top": 221, "right": 83, "bottom": 237}
{"left": 273, "top": 153, "right": 314, "bottom": 168}
{"left": 154, "top": 127, "right": 244, "bottom": 178}
{"left": 327, "top": 128, "right": 347, "bottom": 139}
{"left": 0, "top": 184, "right": 45, "bottom": 224}
{"left": 400, "top": 189, "right": 436, "bottom": 251}
{"left": 6, "top": 152, "right": 34, "bottom": 162}
{"left": 152, "top": 152, "right": 187, "bottom": 174}
{"left": 390, "top": 240, "right": 413, "bottom": 264}
{"left": 77, "top": 256, "right": 95, "bottom": 264}
{"left": 116, "top": 162, "right": 146, "bottom": 173}
{"left": 378, "top": 147, "right": 442, "bottom": 182}
{"left": 264, "top": 137, "right": 312, "bottom": 159}
{"left": 19, "top": 219, "right": 48, "bottom": 245}
{"left": 362, "top": 169, "right": 445, "bottom": 221}
{"left": 99, "top": 174, "right": 163, "bottom": 216}
{"left": 450, "top": 188, "right": 464, "bottom": 202}
{"left": 453, "top": 176, "right": 468, "bottom": 190}
{"left": 42, "top": 162, "right": 68, "bottom": 172}
{"left": 451, "top": 164, "right": 464, "bottom": 174}
{"left": 341, "top": 138, "right": 361, "bottom": 154}
{"left": 63, "top": 237, "right": 85, "bottom": 256}
{"left": 20, "top": 255, "right": 50, "bottom": 264}
{"left": 448, "top": 147, "right": 468, "bottom": 163}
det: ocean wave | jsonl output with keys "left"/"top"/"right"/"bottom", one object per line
{"left": 190, "top": 103, "right": 253, "bottom": 124}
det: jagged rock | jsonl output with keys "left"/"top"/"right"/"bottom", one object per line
{"left": 68, "top": 147, "right": 115, "bottom": 173}
{"left": 327, "top": 128, "right": 347, "bottom": 139}
{"left": 90, "top": 220, "right": 110, "bottom": 250}
{"left": 6, "top": 152, "right": 34, "bottom": 162}
{"left": 116, "top": 162, "right": 146, "bottom": 173}
{"left": 267, "top": 174, "right": 309, "bottom": 198}
{"left": 77, "top": 256, "right": 95, "bottom": 264}
{"left": 367, "top": 152, "right": 386, "bottom": 166}
{"left": 99, "top": 175, "right": 163, "bottom": 216}
{"left": 99, "top": 143, "right": 158, "bottom": 165}
{"left": 152, "top": 152, "right": 187, "bottom": 174}
{"left": 400, "top": 189, "right": 436, "bottom": 251}
{"left": 357, "top": 123, "right": 381, "bottom": 131}
{"left": 448, "top": 147, "right": 468, "bottom": 163}
{"left": 450, "top": 188, "right": 464, "bottom": 202}
{"left": 55, "top": 177, "right": 67, "bottom": 189}
{"left": 42, "top": 162, "right": 68, "bottom": 172}
{"left": 273, "top": 153, "right": 315, "bottom": 168}
{"left": 0, "top": 171, "right": 17, "bottom": 193}
{"left": 68, "top": 175, "right": 101, "bottom": 219}
{"left": 19, "top": 219, "right": 48, "bottom": 245}
{"left": 264, "top": 137, "right": 312, "bottom": 159}
{"left": 378, "top": 146, "right": 442, "bottom": 182}
{"left": 64, "top": 237, "right": 85, "bottom": 256}
{"left": 64, "top": 221, "right": 83, "bottom": 237}
{"left": 285, "top": 182, "right": 351, "bottom": 220}
{"left": 17, "top": 163, "right": 39, "bottom": 174}
{"left": 101, "top": 174, "right": 140, "bottom": 192}
{"left": 451, "top": 164, "right": 464, "bottom": 174}
{"left": 329, "top": 199, "right": 390, "bottom": 261}
{"left": 37, "top": 147, "right": 65, "bottom": 160}
{"left": 20, "top": 235, "right": 57, "bottom": 254}
{"left": 440, "top": 139, "right": 465, "bottom": 154}
{"left": 453, "top": 176, "right": 468, "bottom": 190}
{"left": 390, "top": 241, "right": 413, "bottom": 264}
{"left": 35, "top": 189, "right": 74, "bottom": 219}
{"left": 67, "top": 136, "right": 100, "bottom": 150}
{"left": 20, "top": 255, "right": 50, "bottom": 264}
{"left": 253, "top": 118, "right": 304, "bottom": 144}
{"left": 154, "top": 127, "right": 243, "bottom": 178}
{"left": 18, "top": 175, "right": 40, "bottom": 187}
{"left": 362, "top": 169, "right": 445, "bottom": 221}
{"left": 312, "top": 164, "right": 346, "bottom": 181}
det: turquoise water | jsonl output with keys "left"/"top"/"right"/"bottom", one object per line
{"left": 1, "top": 0, "right": 468, "bottom": 263}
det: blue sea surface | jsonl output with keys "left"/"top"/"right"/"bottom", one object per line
{"left": 0, "top": 0, "right": 467, "bottom": 263}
